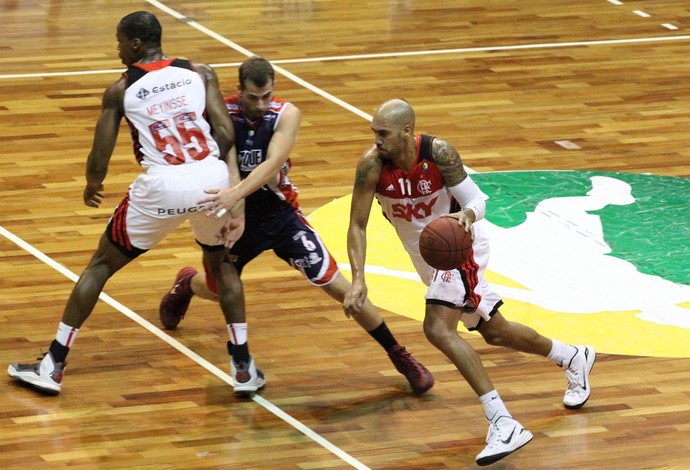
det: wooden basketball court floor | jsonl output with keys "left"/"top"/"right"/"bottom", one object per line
{"left": 1, "top": 1, "right": 689, "bottom": 468}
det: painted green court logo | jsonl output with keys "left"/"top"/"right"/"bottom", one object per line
{"left": 474, "top": 171, "right": 689, "bottom": 285}
{"left": 309, "top": 170, "right": 690, "bottom": 358}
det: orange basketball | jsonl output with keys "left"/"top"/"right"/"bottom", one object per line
{"left": 419, "top": 217, "right": 473, "bottom": 270}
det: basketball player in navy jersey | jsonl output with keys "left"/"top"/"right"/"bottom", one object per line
{"left": 344, "top": 99, "right": 596, "bottom": 466}
{"left": 159, "top": 56, "right": 434, "bottom": 396}
{"left": 7, "top": 11, "right": 253, "bottom": 394}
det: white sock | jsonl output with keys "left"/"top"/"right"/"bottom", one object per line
{"left": 55, "top": 322, "right": 79, "bottom": 348}
{"left": 547, "top": 339, "right": 578, "bottom": 368}
{"left": 480, "top": 390, "right": 512, "bottom": 422}
{"left": 227, "top": 322, "right": 248, "bottom": 345}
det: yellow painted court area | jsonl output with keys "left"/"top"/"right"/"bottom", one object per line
{"left": 308, "top": 194, "right": 690, "bottom": 358}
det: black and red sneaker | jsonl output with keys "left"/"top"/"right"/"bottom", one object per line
{"left": 388, "top": 344, "right": 434, "bottom": 395}
{"left": 159, "top": 266, "right": 197, "bottom": 330}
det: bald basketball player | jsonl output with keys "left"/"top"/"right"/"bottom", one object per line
{"left": 343, "top": 98, "right": 596, "bottom": 466}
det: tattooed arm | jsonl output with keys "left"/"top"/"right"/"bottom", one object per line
{"left": 344, "top": 148, "right": 382, "bottom": 316}
{"left": 431, "top": 138, "right": 468, "bottom": 186}
{"left": 432, "top": 138, "right": 486, "bottom": 236}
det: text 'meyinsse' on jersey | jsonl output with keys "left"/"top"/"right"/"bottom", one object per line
{"left": 123, "top": 58, "right": 220, "bottom": 168}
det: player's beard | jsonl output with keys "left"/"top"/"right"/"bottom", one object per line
{"left": 245, "top": 108, "right": 266, "bottom": 122}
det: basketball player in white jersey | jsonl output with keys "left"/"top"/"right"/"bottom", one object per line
{"left": 344, "top": 99, "right": 596, "bottom": 466}
{"left": 158, "top": 56, "right": 434, "bottom": 396}
{"left": 7, "top": 11, "right": 261, "bottom": 395}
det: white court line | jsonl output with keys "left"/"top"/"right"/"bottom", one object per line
{"left": 245, "top": 34, "right": 690, "bottom": 65}
{"left": 3, "top": 34, "right": 690, "bottom": 84}
{"left": 145, "top": 0, "right": 372, "bottom": 121}
{"left": 0, "top": 224, "right": 371, "bottom": 470}
{"left": 2, "top": 1, "right": 374, "bottom": 467}
{"left": 337, "top": 263, "right": 421, "bottom": 282}
{"left": 2, "top": 2, "right": 685, "bottom": 466}
{"left": 143, "top": 3, "right": 373, "bottom": 464}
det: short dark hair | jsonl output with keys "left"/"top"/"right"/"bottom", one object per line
{"left": 119, "top": 11, "right": 162, "bottom": 47}
{"left": 239, "top": 56, "right": 275, "bottom": 89}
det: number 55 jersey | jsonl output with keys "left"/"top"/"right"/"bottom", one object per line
{"left": 123, "top": 58, "right": 220, "bottom": 167}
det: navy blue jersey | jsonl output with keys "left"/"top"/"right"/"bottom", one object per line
{"left": 224, "top": 95, "right": 299, "bottom": 223}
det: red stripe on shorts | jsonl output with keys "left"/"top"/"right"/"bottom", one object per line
{"left": 460, "top": 254, "right": 482, "bottom": 310}
{"left": 111, "top": 195, "right": 132, "bottom": 251}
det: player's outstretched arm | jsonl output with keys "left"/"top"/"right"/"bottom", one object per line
{"left": 199, "top": 103, "right": 301, "bottom": 219}
{"left": 344, "top": 149, "right": 381, "bottom": 316}
{"left": 237, "top": 103, "right": 301, "bottom": 198}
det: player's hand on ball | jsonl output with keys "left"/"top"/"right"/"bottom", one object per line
{"left": 444, "top": 210, "right": 475, "bottom": 240}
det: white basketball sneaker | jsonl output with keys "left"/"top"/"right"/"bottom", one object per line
{"left": 476, "top": 416, "right": 533, "bottom": 466}
{"left": 231, "top": 356, "right": 266, "bottom": 397}
{"left": 564, "top": 345, "right": 596, "bottom": 409}
{"left": 8, "top": 351, "right": 65, "bottom": 395}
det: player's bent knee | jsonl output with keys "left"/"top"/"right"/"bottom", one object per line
{"left": 478, "top": 326, "right": 508, "bottom": 347}
{"left": 423, "top": 318, "right": 452, "bottom": 347}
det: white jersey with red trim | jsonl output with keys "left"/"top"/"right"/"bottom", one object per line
{"left": 123, "top": 58, "right": 220, "bottom": 168}
{"left": 375, "top": 134, "right": 461, "bottom": 285}
{"left": 376, "top": 134, "right": 500, "bottom": 326}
